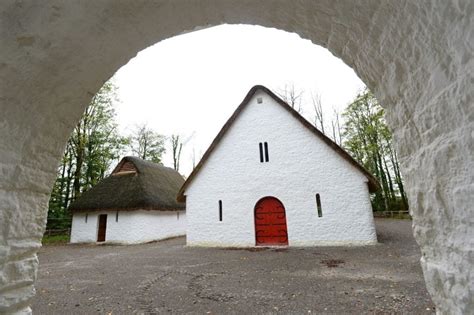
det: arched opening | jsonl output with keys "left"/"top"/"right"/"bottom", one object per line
{"left": 1, "top": 2, "right": 471, "bottom": 314}
{"left": 254, "top": 196, "right": 289, "bottom": 246}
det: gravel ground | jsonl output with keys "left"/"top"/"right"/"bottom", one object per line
{"left": 32, "top": 219, "right": 435, "bottom": 314}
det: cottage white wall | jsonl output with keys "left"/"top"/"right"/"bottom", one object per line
{"left": 70, "top": 213, "right": 98, "bottom": 243}
{"left": 70, "top": 210, "right": 185, "bottom": 244}
{"left": 185, "top": 91, "right": 377, "bottom": 247}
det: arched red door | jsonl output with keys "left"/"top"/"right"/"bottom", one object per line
{"left": 254, "top": 197, "right": 289, "bottom": 246}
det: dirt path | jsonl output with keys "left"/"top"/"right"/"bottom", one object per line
{"left": 32, "top": 219, "right": 434, "bottom": 314}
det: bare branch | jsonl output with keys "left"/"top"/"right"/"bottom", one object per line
{"left": 277, "top": 83, "right": 304, "bottom": 113}
{"left": 311, "top": 92, "right": 325, "bottom": 134}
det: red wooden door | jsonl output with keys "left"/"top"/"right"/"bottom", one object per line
{"left": 254, "top": 197, "right": 289, "bottom": 246}
{"left": 97, "top": 214, "right": 107, "bottom": 242}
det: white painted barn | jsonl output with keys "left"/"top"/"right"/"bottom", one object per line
{"left": 178, "top": 85, "right": 379, "bottom": 247}
{"left": 70, "top": 157, "right": 186, "bottom": 244}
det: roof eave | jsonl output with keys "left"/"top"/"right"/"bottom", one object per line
{"left": 71, "top": 206, "right": 185, "bottom": 213}
{"left": 177, "top": 85, "right": 381, "bottom": 198}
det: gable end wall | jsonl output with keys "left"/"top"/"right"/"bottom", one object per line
{"left": 185, "top": 91, "right": 377, "bottom": 246}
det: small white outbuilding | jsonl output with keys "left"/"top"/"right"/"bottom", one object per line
{"left": 70, "top": 157, "right": 186, "bottom": 244}
{"left": 178, "top": 85, "right": 379, "bottom": 247}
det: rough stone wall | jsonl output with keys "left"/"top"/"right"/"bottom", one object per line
{"left": 0, "top": 1, "right": 472, "bottom": 313}
{"left": 185, "top": 90, "right": 377, "bottom": 247}
{"left": 70, "top": 210, "right": 186, "bottom": 244}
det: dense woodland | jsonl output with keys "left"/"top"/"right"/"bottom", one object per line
{"left": 47, "top": 82, "right": 407, "bottom": 230}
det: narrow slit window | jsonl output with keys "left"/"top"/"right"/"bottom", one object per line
{"left": 219, "top": 200, "right": 223, "bottom": 221}
{"left": 85, "top": 213, "right": 88, "bottom": 223}
{"left": 259, "top": 143, "right": 264, "bottom": 162}
{"left": 116, "top": 211, "right": 119, "bottom": 222}
{"left": 177, "top": 212, "right": 180, "bottom": 220}
{"left": 264, "top": 142, "right": 269, "bottom": 162}
{"left": 316, "top": 193, "right": 323, "bottom": 217}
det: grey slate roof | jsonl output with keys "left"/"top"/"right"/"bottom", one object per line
{"left": 69, "top": 156, "right": 185, "bottom": 213}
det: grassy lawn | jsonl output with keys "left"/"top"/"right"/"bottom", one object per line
{"left": 42, "top": 234, "right": 70, "bottom": 245}
{"left": 392, "top": 213, "right": 412, "bottom": 220}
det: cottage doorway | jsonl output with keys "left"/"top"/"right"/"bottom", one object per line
{"left": 97, "top": 214, "right": 107, "bottom": 242}
{"left": 254, "top": 197, "right": 289, "bottom": 246}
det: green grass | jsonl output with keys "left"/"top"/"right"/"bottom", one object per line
{"left": 393, "top": 214, "right": 412, "bottom": 220}
{"left": 42, "top": 234, "right": 70, "bottom": 245}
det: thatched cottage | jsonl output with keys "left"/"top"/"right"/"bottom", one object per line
{"left": 70, "top": 156, "right": 186, "bottom": 244}
{"left": 178, "top": 85, "right": 378, "bottom": 247}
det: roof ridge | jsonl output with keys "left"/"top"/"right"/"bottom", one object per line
{"left": 70, "top": 157, "right": 185, "bottom": 212}
{"left": 176, "top": 85, "right": 379, "bottom": 202}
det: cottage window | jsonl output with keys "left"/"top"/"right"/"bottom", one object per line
{"left": 116, "top": 211, "right": 119, "bottom": 222}
{"left": 259, "top": 142, "right": 269, "bottom": 163}
{"left": 219, "top": 200, "right": 223, "bottom": 221}
{"left": 316, "top": 193, "right": 323, "bottom": 217}
{"left": 257, "top": 97, "right": 263, "bottom": 104}
{"left": 85, "top": 213, "right": 88, "bottom": 223}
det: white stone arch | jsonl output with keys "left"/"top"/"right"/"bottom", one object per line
{"left": 0, "top": 1, "right": 472, "bottom": 313}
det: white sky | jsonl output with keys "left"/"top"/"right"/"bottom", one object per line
{"left": 113, "top": 24, "right": 365, "bottom": 176}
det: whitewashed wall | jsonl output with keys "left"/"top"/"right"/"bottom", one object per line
{"left": 1, "top": 2, "right": 472, "bottom": 313}
{"left": 185, "top": 91, "right": 377, "bottom": 247}
{"left": 70, "top": 210, "right": 185, "bottom": 244}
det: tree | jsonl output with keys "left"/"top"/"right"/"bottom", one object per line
{"left": 170, "top": 134, "right": 183, "bottom": 171}
{"left": 277, "top": 83, "right": 304, "bottom": 113}
{"left": 47, "top": 81, "right": 127, "bottom": 228}
{"left": 310, "top": 93, "right": 342, "bottom": 147}
{"left": 311, "top": 93, "right": 325, "bottom": 134}
{"left": 381, "top": 125, "right": 408, "bottom": 209}
{"left": 130, "top": 124, "right": 166, "bottom": 163}
{"left": 69, "top": 81, "right": 127, "bottom": 196}
{"left": 342, "top": 88, "right": 407, "bottom": 211}
{"left": 170, "top": 132, "right": 194, "bottom": 172}
{"left": 330, "top": 108, "right": 342, "bottom": 146}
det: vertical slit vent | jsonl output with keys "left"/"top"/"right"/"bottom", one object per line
{"left": 219, "top": 200, "right": 223, "bottom": 221}
{"left": 259, "top": 143, "right": 264, "bottom": 162}
{"left": 316, "top": 193, "right": 322, "bottom": 217}
{"left": 264, "top": 142, "right": 269, "bottom": 162}
{"left": 116, "top": 211, "right": 119, "bottom": 222}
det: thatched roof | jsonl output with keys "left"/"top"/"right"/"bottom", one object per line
{"left": 70, "top": 156, "right": 185, "bottom": 213}
{"left": 177, "top": 85, "right": 379, "bottom": 202}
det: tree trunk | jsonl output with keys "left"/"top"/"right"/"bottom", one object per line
{"left": 72, "top": 149, "right": 83, "bottom": 200}
{"left": 383, "top": 155, "right": 395, "bottom": 201}
{"left": 390, "top": 148, "right": 409, "bottom": 210}
{"left": 57, "top": 148, "right": 68, "bottom": 210}
{"left": 377, "top": 150, "right": 391, "bottom": 209}
{"left": 64, "top": 147, "right": 74, "bottom": 210}
{"left": 85, "top": 141, "right": 93, "bottom": 190}
{"left": 72, "top": 115, "right": 87, "bottom": 200}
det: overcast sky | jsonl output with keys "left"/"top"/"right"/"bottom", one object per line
{"left": 112, "top": 24, "right": 365, "bottom": 176}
